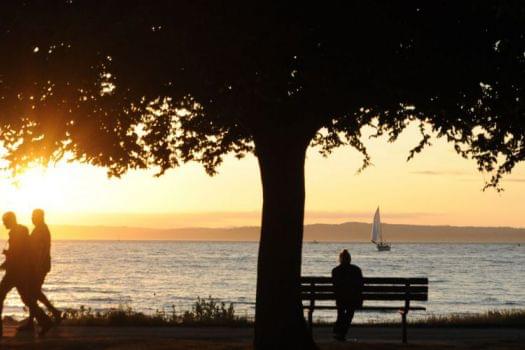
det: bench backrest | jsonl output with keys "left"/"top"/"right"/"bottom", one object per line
{"left": 300, "top": 276, "right": 428, "bottom": 303}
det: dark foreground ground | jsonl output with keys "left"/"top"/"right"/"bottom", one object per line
{"left": 1, "top": 325, "right": 524, "bottom": 349}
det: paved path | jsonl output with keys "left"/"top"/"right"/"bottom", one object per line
{"left": 1, "top": 325, "right": 523, "bottom": 349}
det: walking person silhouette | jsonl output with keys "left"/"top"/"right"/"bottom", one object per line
{"left": 0, "top": 211, "right": 53, "bottom": 337}
{"left": 18, "top": 209, "right": 61, "bottom": 330}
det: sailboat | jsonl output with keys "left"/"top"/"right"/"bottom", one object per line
{"left": 371, "top": 207, "right": 391, "bottom": 251}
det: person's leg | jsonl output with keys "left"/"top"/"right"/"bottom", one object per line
{"left": 337, "top": 306, "right": 350, "bottom": 339}
{"left": 17, "top": 273, "right": 44, "bottom": 330}
{"left": 333, "top": 304, "right": 347, "bottom": 341}
{"left": 25, "top": 300, "right": 52, "bottom": 336}
{"left": 17, "top": 310, "right": 35, "bottom": 330}
{"left": 38, "top": 290, "right": 61, "bottom": 320}
{"left": 18, "top": 286, "right": 52, "bottom": 337}
{"left": 348, "top": 308, "right": 355, "bottom": 325}
{"left": 36, "top": 272, "right": 61, "bottom": 323}
{"left": 341, "top": 307, "right": 355, "bottom": 338}
{"left": 19, "top": 271, "right": 59, "bottom": 330}
{"left": 0, "top": 276, "right": 14, "bottom": 337}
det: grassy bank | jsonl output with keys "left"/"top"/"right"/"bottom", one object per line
{"left": 59, "top": 299, "right": 524, "bottom": 328}
{"left": 62, "top": 297, "right": 251, "bottom": 327}
{"left": 409, "top": 309, "right": 525, "bottom": 328}
{"left": 318, "top": 309, "right": 525, "bottom": 328}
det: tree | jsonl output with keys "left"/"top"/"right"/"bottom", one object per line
{"left": 1, "top": 1, "right": 524, "bottom": 348}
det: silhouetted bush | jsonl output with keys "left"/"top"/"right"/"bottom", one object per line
{"left": 62, "top": 297, "right": 251, "bottom": 327}
{"left": 62, "top": 304, "right": 524, "bottom": 328}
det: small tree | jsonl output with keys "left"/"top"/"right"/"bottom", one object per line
{"left": 0, "top": 1, "right": 524, "bottom": 348}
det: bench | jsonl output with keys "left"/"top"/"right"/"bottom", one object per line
{"left": 300, "top": 276, "right": 428, "bottom": 343}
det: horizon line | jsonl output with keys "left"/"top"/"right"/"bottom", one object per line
{"left": 47, "top": 220, "right": 525, "bottom": 231}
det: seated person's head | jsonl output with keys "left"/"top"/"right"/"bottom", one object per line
{"left": 32, "top": 208, "right": 45, "bottom": 225}
{"left": 339, "top": 249, "right": 351, "bottom": 265}
{"left": 2, "top": 211, "right": 17, "bottom": 229}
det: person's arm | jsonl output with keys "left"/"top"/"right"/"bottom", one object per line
{"left": 357, "top": 267, "right": 364, "bottom": 285}
{"left": 0, "top": 250, "right": 8, "bottom": 269}
{"left": 38, "top": 231, "right": 51, "bottom": 270}
{"left": 0, "top": 250, "right": 7, "bottom": 269}
{"left": 331, "top": 267, "right": 339, "bottom": 287}
{"left": 3, "top": 233, "right": 12, "bottom": 256}
{"left": 43, "top": 229, "right": 51, "bottom": 257}
{"left": 356, "top": 267, "right": 364, "bottom": 307}
{"left": 0, "top": 232, "right": 13, "bottom": 270}
{"left": 5, "top": 232, "right": 21, "bottom": 267}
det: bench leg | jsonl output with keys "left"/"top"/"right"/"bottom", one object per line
{"left": 401, "top": 312, "right": 407, "bottom": 344}
{"left": 307, "top": 309, "right": 313, "bottom": 332}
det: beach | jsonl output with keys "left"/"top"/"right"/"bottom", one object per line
{"left": 1, "top": 324, "right": 524, "bottom": 349}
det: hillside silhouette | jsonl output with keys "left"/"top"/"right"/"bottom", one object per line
{"left": 48, "top": 222, "right": 525, "bottom": 242}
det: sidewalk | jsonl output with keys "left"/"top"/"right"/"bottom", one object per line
{"left": 1, "top": 325, "right": 523, "bottom": 349}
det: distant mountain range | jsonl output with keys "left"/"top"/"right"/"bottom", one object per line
{"left": 49, "top": 221, "right": 525, "bottom": 242}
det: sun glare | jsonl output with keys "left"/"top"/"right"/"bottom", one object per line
{"left": 1, "top": 163, "right": 75, "bottom": 222}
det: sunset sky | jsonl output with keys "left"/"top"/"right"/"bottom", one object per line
{"left": 1, "top": 122, "right": 524, "bottom": 229}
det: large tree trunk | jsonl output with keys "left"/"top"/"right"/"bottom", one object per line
{"left": 254, "top": 134, "right": 317, "bottom": 350}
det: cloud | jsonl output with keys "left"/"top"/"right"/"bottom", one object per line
{"left": 505, "top": 178, "right": 525, "bottom": 183}
{"left": 304, "top": 211, "right": 441, "bottom": 220}
{"left": 410, "top": 170, "right": 468, "bottom": 176}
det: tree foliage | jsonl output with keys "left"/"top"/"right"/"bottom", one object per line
{"left": 0, "top": 0, "right": 524, "bottom": 185}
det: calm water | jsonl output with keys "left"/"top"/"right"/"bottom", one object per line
{"left": 2, "top": 241, "right": 524, "bottom": 321}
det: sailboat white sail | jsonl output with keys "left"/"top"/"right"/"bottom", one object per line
{"left": 370, "top": 207, "right": 391, "bottom": 251}
{"left": 371, "top": 208, "right": 382, "bottom": 244}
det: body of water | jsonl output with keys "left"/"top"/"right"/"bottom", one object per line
{"left": 2, "top": 241, "right": 524, "bottom": 321}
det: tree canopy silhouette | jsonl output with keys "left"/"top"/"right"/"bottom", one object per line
{"left": 1, "top": 1, "right": 524, "bottom": 349}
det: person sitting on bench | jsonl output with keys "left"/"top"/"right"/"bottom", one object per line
{"left": 331, "top": 249, "right": 363, "bottom": 341}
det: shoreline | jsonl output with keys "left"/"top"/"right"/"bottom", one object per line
{"left": 5, "top": 307, "right": 521, "bottom": 328}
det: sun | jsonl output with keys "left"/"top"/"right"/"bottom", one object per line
{"left": 0, "top": 163, "right": 74, "bottom": 223}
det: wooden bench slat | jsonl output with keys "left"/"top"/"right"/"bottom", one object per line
{"left": 364, "top": 277, "right": 428, "bottom": 285}
{"left": 300, "top": 285, "right": 428, "bottom": 293}
{"left": 301, "top": 293, "right": 428, "bottom": 301}
{"left": 300, "top": 277, "right": 428, "bottom": 285}
{"left": 302, "top": 305, "right": 427, "bottom": 311}
{"left": 300, "top": 277, "right": 332, "bottom": 283}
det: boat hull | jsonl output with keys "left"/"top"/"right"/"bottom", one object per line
{"left": 376, "top": 244, "right": 391, "bottom": 251}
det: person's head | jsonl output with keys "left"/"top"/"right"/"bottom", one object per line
{"left": 32, "top": 208, "right": 45, "bottom": 226}
{"left": 2, "top": 211, "right": 17, "bottom": 229}
{"left": 339, "top": 249, "right": 351, "bottom": 265}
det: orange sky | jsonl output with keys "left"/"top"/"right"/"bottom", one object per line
{"left": 1, "top": 123, "right": 524, "bottom": 230}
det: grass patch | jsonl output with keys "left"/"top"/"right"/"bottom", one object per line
{"left": 61, "top": 301, "right": 524, "bottom": 328}
{"left": 62, "top": 296, "right": 251, "bottom": 327}
{"left": 409, "top": 309, "right": 525, "bottom": 328}
{"left": 312, "top": 309, "right": 525, "bottom": 328}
